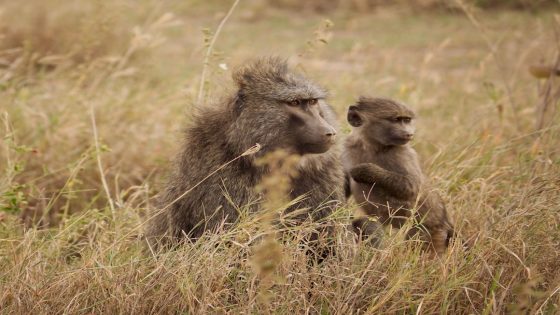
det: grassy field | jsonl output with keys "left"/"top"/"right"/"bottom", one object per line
{"left": 1, "top": 1, "right": 559, "bottom": 313}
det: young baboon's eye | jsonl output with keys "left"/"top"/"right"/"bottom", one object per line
{"left": 402, "top": 117, "right": 412, "bottom": 124}
{"left": 288, "top": 99, "right": 301, "bottom": 106}
{"left": 308, "top": 98, "right": 318, "bottom": 105}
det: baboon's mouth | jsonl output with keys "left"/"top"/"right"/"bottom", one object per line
{"left": 392, "top": 137, "right": 411, "bottom": 145}
{"left": 298, "top": 140, "right": 334, "bottom": 154}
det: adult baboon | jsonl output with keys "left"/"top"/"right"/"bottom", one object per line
{"left": 344, "top": 97, "right": 454, "bottom": 254}
{"left": 146, "top": 57, "right": 344, "bottom": 248}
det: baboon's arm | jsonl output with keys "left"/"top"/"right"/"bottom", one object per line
{"left": 350, "top": 163, "right": 419, "bottom": 200}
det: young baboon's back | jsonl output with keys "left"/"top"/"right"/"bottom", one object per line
{"left": 146, "top": 58, "right": 344, "bottom": 247}
{"left": 344, "top": 97, "right": 454, "bottom": 254}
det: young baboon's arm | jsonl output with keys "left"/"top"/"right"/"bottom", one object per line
{"left": 350, "top": 163, "right": 419, "bottom": 200}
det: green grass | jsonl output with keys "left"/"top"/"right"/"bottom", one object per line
{"left": 1, "top": 1, "right": 559, "bottom": 313}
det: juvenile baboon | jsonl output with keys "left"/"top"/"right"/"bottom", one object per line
{"left": 343, "top": 97, "right": 454, "bottom": 254}
{"left": 145, "top": 57, "right": 344, "bottom": 248}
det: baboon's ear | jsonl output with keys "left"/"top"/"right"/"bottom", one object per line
{"left": 347, "top": 106, "right": 363, "bottom": 127}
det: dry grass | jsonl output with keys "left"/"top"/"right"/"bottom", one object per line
{"left": 1, "top": 1, "right": 559, "bottom": 314}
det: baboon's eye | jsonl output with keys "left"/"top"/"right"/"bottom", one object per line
{"left": 288, "top": 99, "right": 301, "bottom": 106}
{"left": 393, "top": 117, "right": 412, "bottom": 123}
{"left": 308, "top": 98, "right": 318, "bottom": 105}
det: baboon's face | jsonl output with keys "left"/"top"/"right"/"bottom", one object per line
{"left": 348, "top": 105, "right": 415, "bottom": 146}
{"left": 284, "top": 98, "right": 337, "bottom": 154}
{"left": 231, "top": 60, "right": 335, "bottom": 155}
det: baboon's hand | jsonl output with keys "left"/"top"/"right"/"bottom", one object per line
{"left": 351, "top": 163, "right": 418, "bottom": 199}
{"left": 350, "top": 163, "right": 382, "bottom": 184}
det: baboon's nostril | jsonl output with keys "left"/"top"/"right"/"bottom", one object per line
{"left": 326, "top": 130, "right": 336, "bottom": 137}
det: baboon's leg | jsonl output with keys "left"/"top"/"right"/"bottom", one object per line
{"left": 352, "top": 216, "right": 384, "bottom": 248}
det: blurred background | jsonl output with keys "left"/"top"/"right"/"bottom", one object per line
{"left": 0, "top": 0, "right": 558, "bottom": 224}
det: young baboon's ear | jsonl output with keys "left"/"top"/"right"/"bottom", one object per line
{"left": 347, "top": 106, "right": 363, "bottom": 127}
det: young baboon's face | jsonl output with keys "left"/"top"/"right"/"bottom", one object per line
{"left": 347, "top": 98, "right": 416, "bottom": 146}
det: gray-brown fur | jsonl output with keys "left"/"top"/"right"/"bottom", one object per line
{"left": 145, "top": 57, "right": 344, "bottom": 248}
{"left": 343, "top": 97, "right": 454, "bottom": 254}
